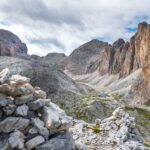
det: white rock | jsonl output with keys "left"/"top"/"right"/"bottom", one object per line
{"left": 25, "top": 136, "right": 45, "bottom": 150}
{"left": 16, "top": 104, "right": 29, "bottom": 116}
{"left": 9, "top": 74, "right": 30, "bottom": 84}
{"left": 42, "top": 103, "right": 72, "bottom": 134}
{"left": 34, "top": 89, "right": 47, "bottom": 99}
{"left": 0, "top": 68, "right": 10, "bottom": 84}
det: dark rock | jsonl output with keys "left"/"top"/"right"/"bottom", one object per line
{"left": 0, "top": 29, "right": 27, "bottom": 57}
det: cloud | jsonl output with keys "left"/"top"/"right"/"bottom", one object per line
{"left": 0, "top": 0, "right": 150, "bottom": 56}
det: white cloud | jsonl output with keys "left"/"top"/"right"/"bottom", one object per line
{"left": 0, "top": 0, "right": 150, "bottom": 56}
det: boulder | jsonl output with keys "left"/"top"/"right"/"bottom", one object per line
{"left": 34, "top": 87, "right": 47, "bottom": 99}
{"left": 32, "top": 117, "right": 49, "bottom": 139}
{"left": 3, "top": 104, "right": 16, "bottom": 115}
{"left": 29, "top": 99, "right": 50, "bottom": 111}
{"left": 42, "top": 103, "right": 72, "bottom": 133}
{"left": 9, "top": 74, "right": 30, "bottom": 85}
{"left": 0, "top": 94, "right": 13, "bottom": 106}
{"left": 15, "top": 94, "right": 35, "bottom": 105}
{"left": 16, "top": 104, "right": 29, "bottom": 116}
{"left": 0, "top": 117, "right": 30, "bottom": 133}
{"left": 0, "top": 133, "right": 10, "bottom": 150}
{"left": 8, "top": 130, "right": 25, "bottom": 149}
{"left": 36, "top": 132, "right": 75, "bottom": 150}
{"left": 25, "top": 135, "right": 45, "bottom": 150}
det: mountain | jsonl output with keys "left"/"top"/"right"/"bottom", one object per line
{"left": 61, "top": 39, "right": 108, "bottom": 74}
{"left": 99, "top": 22, "right": 150, "bottom": 78}
{"left": 0, "top": 29, "right": 27, "bottom": 57}
{"left": 0, "top": 24, "right": 150, "bottom": 148}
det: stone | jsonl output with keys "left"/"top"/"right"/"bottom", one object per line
{"left": 42, "top": 103, "right": 72, "bottom": 133}
{"left": 0, "top": 117, "right": 30, "bottom": 133}
{"left": 3, "top": 104, "right": 16, "bottom": 115}
{"left": 0, "top": 133, "right": 10, "bottom": 150}
{"left": 16, "top": 104, "right": 29, "bottom": 116}
{"left": 0, "top": 68, "right": 10, "bottom": 84}
{"left": 0, "top": 94, "right": 13, "bottom": 107}
{"left": 28, "top": 127, "right": 38, "bottom": 135}
{"left": 9, "top": 74, "right": 30, "bottom": 85}
{"left": 9, "top": 130, "right": 25, "bottom": 149}
{"left": 0, "top": 82, "right": 35, "bottom": 97}
{"left": 32, "top": 117, "right": 49, "bottom": 139}
{"left": 25, "top": 135, "right": 45, "bottom": 150}
{"left": 34, "top": 89, "right": 47, "bottom": 99}
{"left": 95, "top": 119, "right": 101, "bottom": 125}
{"left": 15, "top": 94, "right": 35, "bottom": 105}
{"left": 29, "top": 99, "right": 50, "bottom": 111}
{"left": 36, "top": 132, "right": 75, "bottom": 150}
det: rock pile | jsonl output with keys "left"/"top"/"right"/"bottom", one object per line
{"left": 0, "top": 68, "right": 75, "bottom": 150}
{"left": 71, "top": 107, "right": 149, "bottom": 150}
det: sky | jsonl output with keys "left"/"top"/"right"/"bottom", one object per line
{"left": 0, "top": 0, "right": 150, "bottom": 56}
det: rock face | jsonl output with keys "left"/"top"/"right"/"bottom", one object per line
{"left": 61, "top": 39, "right": 108, "bottom": 74}
{"left": 0, "top": 29, "right": 27, "bottom": 57}
{"left": 99, "top": 22, "right": 150, "bottom": 78}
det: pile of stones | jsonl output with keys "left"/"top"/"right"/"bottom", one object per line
{"left": 71, "top": 107, "right": 149, "bottom": 150}
{"left": 0, "top": 68, "right": 75, "bottom": 150}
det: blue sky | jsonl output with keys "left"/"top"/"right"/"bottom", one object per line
{"left": 0, "top": 0, "right": 150, "bottom": 56}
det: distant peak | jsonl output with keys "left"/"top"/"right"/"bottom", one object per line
{"left": 138, "top": 22, "right": 149, "bottom": 33}
{"left": 113, "top": 38, "right": 125, "bottom": 48}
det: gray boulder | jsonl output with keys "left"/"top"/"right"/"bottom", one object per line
{"left": 25, "top": 135, "right": 45, "bottom": 150}
{"left": 36, "top": 132, "right": 75, "bottom": 150}
{"left": 0, "top": 117, "right": 30, "bottom": 133}
{"left": 8, "top": 130, "right": 25, "bottom": 149}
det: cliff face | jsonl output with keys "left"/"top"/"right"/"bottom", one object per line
{"left": 0, "top": 29, "right": 27, "bottom": 57}
{"left": 99, "top": 22, "right": 150, "bottom": 78}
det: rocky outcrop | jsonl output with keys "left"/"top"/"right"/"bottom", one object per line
{"left": 62, "top": 39, "right": 108, "bottom": 75}
{"left": 99, "top": 22, "right": 150, "bottom": 78}
{"left": 0, "top": 29, "right": 27, "bottom": 57}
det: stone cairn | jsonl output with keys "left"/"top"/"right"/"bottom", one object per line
{"left": 0, "top": 68, "right": 75, "bottom": 150}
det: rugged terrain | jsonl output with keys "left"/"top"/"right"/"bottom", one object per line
{"left": 0, "top": 68, "right": 149, "bottom": 150}
{"left": 0, "top": 22, "right": 150, "bottom": 149}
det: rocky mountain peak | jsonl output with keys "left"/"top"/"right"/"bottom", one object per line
{"left": 61, "top": 39, "right": 109, "bottom": 74}
{"left": 138, "top": 22, "right": 149, "bottom": 33}
{"left": 0, "top": 29, "right": 27, "bottom": 56}
{"left": 113, "top": 38, "right": 125, "bottom": 48}
{"left": 99, "top": 22, "right": 150, "bottom": 78}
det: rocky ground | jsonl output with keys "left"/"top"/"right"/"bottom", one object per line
{"left": 0, "top": 68, "right": 149, "bottom": 150}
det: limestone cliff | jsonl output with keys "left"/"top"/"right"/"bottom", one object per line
{"left": 99, "top": 22, "right": 150, "bottom": 78}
